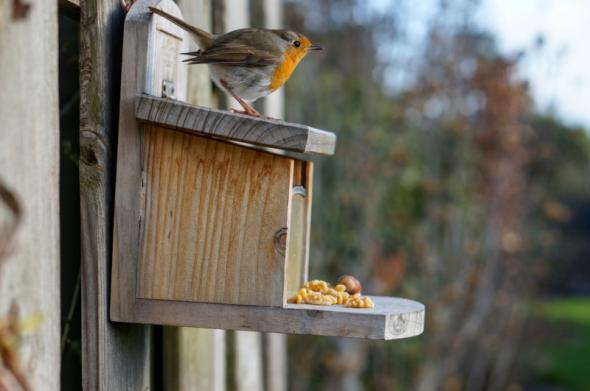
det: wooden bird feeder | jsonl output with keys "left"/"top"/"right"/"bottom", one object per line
{"left": 110, "top": 0, "right": 424, "bottom": 340}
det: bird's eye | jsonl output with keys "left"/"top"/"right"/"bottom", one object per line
{"left": 293, "top": 40, "right": 301, "bottom": 48}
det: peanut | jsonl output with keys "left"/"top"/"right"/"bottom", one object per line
{"left": 289, "top": 279, "right": 374, "bottom": 309}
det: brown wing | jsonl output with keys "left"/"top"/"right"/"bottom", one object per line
{"left": 183, "top": 28, "right": 282, "bottom": 67}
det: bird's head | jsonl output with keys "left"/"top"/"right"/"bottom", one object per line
{"left": 268, "top": 30, "right": 322, "bottom": 92}
{"left": 275, "top": 30, "right": 322, "bottom": 60}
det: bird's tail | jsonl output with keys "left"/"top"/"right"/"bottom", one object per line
{"left": 149, "top": 6, "right": 214, "bottom": 49}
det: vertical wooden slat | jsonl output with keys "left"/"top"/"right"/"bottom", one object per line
{"left": 0, "top": 1, "right": 60, "bottom": 389}
{"left": 259, "top": 1, "right": 288, "bottom": 390}
{"left": 79, "top": 0, "right": 151, "bottom": 389}
{"left": 261, "top": 0, "right": 285, "bottom": 118}
{"left": 163, "top": 2, "right": 226, "bottom": 390}
{"left": 179, "top": 0, "right": 213, "bottom": 106}
{"left": 164, "top": 328, "right": 226, "bottom": 391}
{"left": 220, "top": 2, "right": 264, "bottom": 390}
{"left": 235, "top": 331, "right": 264, "bottom": 391}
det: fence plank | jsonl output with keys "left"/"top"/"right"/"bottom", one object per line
{"left": 218, "top": 1, "right": 265, "bottom": 390}
{"left": 79, "top": 0, "right": 151, "bottom": 389}
{"left": 164, "top": 328, "right": 226, "bottom": 391}
{"left": 0, "top": 1, "right": 60, "bottom": 389}
{"left": 254, "top": 1, "right": 289, "bottom": 390}
{"left": 163, "top": 1, "right": 227, "bottom": 389}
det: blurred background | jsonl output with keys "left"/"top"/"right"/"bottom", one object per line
{"left": 40, "top": 0, "right": 590, "bottom": 389}
{"left": 281, "top": 1, "right": 590, "bottom": 390}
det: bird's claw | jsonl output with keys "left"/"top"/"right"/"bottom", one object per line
{"left": 231, "top": 108, "right": 262, "bottom": 117}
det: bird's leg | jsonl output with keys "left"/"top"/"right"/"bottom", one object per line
{"left": 220, "top": 79, "right": 261, "bottom": 117}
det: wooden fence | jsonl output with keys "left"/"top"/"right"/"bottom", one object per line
{"left": 0, "top": 1, "right": 60, "bottom": 389}
{"left": 0, "top": 0, "right": 286, "bottom": 389}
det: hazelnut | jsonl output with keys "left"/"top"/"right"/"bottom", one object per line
{"left": 336, "top": 275, "right": 362, "bottom": 295}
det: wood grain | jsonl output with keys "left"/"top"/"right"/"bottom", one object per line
{"left": 221, "top": 3, "right": 265, "bottom": 391}
{"left": 135, "top": 94, "right": 337, "bottom": 156}
{"left": 162, "top": 2, "right": 227, "bottom": 391}
{"left": 285, "top": 161, "right": 313, "bottom": 294}
{"left": 103, "top": 0, "right": 190, "bottom": 389}
{"left": 117, "top": 296, "right": 426, "bottom": 340}
{"left": 256, "top": 1, "right": 289, "bottom": 388}
{"left": 110, "top": 0, "right": 188, "bottom": 317}
{"left": 136, "top": 128, "right": 293, "bottom": 307}
{"left": 0, "top": 0, "right": 60, "bottom": 389}
{"left": 80, "top": 0, "right": 154, "bottom": 389}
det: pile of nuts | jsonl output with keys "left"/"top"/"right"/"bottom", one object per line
{"left": 288, "top": 275, "right": 375, "bottom": 309}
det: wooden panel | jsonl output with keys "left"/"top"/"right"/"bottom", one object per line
{"left": 108, "top": 4, "right": 191, "bottom": 389}
{"left": 0, "top": 0, "right": 60, "bottom": 389}
{"left": 162, "top": 1, "right": 227, "bottom": 391}
{"left": 120, "top": 296, "right": 425, "bottom": 340}
{"left": 136, "top": 129, "right": 293, "bottom": 307}
{"left": 221, "top": 3, "right": 266, "bottom": 391}
{"left": 256, "top": 2, "right": 288, "bottom": 389}
{"left": 135, "top": 94, "right": 337, "bottom": 156}
{"left": 111, "top": 0, "right": 189, "bottom": 316}
{"left": 286, "top": 188, "right": 306, "bottom": 293}
{"left": 286, "top": 161, "right": 313, "bottom": 295}
{"left": 81, "top": 0, "right": 166, "bottom": 389}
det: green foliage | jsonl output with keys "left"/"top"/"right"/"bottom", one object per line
{"left": 528, "top": 115, "right": 590, "bottom": 197}
{"left": 527, "top": 299, "right": 590, "bottom": 391}
{"left": 535, "top": 298, "right": 590, "bottom": 327}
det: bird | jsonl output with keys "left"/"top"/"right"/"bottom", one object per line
{"left": 149, "top": 6, "right": 322, "bottom": 117}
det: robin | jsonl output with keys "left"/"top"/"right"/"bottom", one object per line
{"left": 149, "top": 6, "right": 322, "bottom": 117}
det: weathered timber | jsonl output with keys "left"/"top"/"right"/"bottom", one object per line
{"left": 220, "top": 3, "right": 265, "bottom": 391}
{"left": 80, "top": 0, "right": 180, "bottom": 389}
{"left": 0, "top": 0, "right": 60, "bottom": 389}
{"left": 135, "top": 94, "right": 337, "bottom": 156}
{"left": 162, "top": 2, "right": 227, "bottom": 391}
{"left": 285, "top": 161, "right": 313, "bottom": 294}
{"left": 255, "top": 2, "right": 288, "bottom": 389}
{"left": 117, "top": 296, "right": 425, "bottom": 340}
{"left": 136, "top": 130, "right": 292, "bottom": 307}
{"left": 164, "top": 327, "right": 226, "bottom": 391}
{"left": 110, "top": 0, "right": 189, "bottom": 317}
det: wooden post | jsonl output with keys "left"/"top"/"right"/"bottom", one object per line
{"left": 220, "top": 1, "right": 264, "bottom": 390}
{"left": 261, "top": 0, "right": 285, "bottom": 119}
{"left": 256, "top": 1, "right": 288, "bottom": 390}
{"left": 79, "top": 0, "right": 151, "bottom": 389}
{"left": 0, "top": 1, "right": 60, "bottom": 389}
{"left": 163, "top": 1, "right": 226, "bottom": 390}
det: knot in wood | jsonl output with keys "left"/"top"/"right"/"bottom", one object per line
{"left": 273, "top": 227, "right": 288, "bottom": 256}
{"left": 80, "top": 145, "right": 98, "bottom": 166}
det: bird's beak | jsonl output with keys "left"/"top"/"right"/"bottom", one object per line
{"left": 309, "top": 45, "right": 323, "bottom": 51}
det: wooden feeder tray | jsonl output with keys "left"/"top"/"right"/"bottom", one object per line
{"left": 109, "top": 0, "right": 425, "bottom": 340}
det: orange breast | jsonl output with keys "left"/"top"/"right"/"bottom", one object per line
{"left": 270, "top": 47, "right": 307, "bottom": 92}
